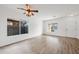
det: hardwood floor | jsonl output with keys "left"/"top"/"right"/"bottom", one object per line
{"left": 0, "top": 35, "right": 79, "bottom": 54}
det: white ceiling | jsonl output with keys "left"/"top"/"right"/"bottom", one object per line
{"left": 1, "top": 4, "right": 79, "bottom": 20}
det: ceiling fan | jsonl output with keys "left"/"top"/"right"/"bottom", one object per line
{"left": 17, "top": 4, "right": 38, "bottom": 17}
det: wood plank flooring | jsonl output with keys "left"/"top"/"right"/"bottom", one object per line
{"left": 0, "top": 35, "right": 79, "bottom": 54}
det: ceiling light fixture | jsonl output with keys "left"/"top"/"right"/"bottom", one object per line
{"left": 17, "top": 4, "right": 38, "bottom": 17}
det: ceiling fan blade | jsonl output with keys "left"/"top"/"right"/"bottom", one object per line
{"left": 30, "top": 12, "right": 34, "bottom": 16}
{"left": 30, "top": 10, "right": 38, "bottom": 12}
{"left": 17, "top": 8, "right": 26, "bottom": 11}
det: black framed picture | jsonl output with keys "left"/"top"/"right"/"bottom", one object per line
{"left": 21, "top": 20, "right": 28, "bottom": 34}
{"left": 7, "top": 18, "right": 28, "bottom": 36}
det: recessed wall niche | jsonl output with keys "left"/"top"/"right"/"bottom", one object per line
{"left": 7, "top": 18, "right": 28, "bottom": 36}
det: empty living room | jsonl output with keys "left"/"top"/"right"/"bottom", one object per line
{"left": 0, "top": 4, "right": 79, "bottom": 54}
